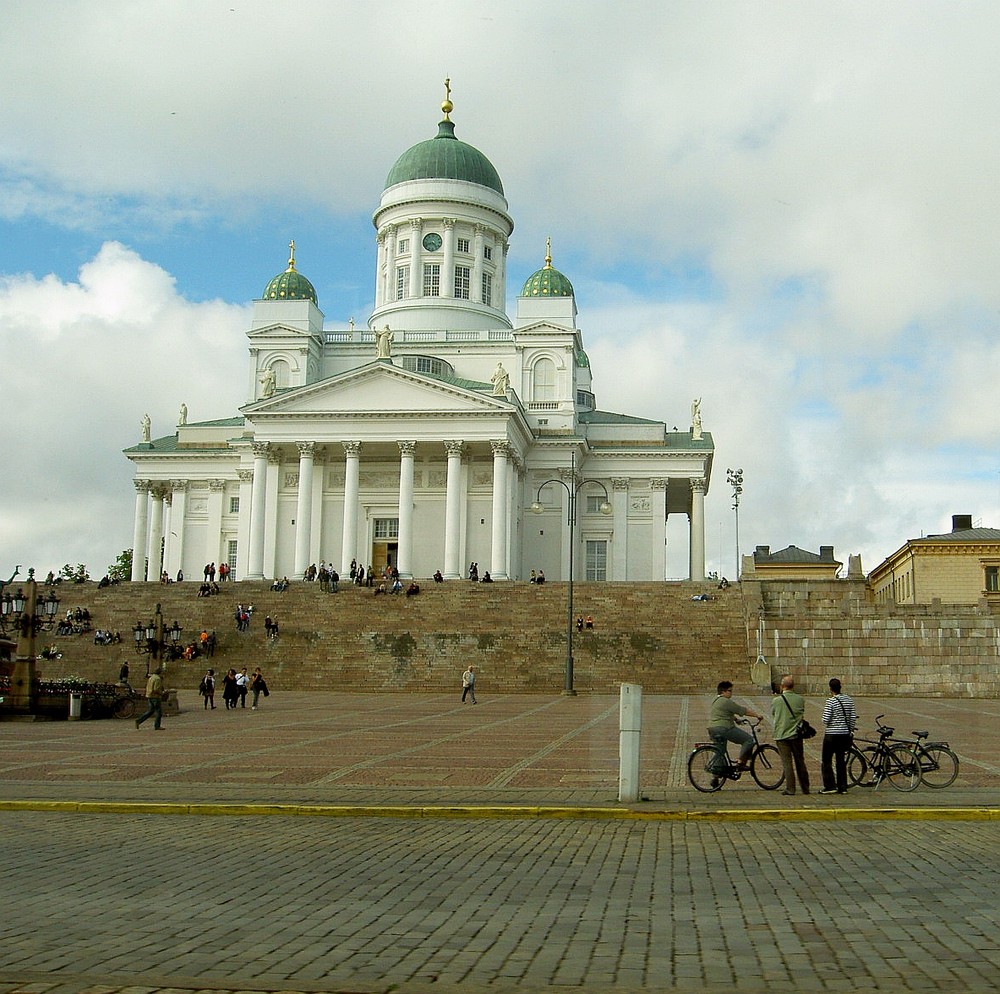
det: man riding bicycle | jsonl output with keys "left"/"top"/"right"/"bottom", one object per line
{"left": 709, "top": 680, "right": 765, "bottom": 771}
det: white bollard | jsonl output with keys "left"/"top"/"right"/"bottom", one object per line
{"left": 618, "top": 682, "right": 642, "bottom": 803}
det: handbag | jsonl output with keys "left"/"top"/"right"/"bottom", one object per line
{"left": 781, "top": 693, "right": 817, "bottom": 739}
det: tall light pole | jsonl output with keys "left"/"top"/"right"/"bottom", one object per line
{"left": 531, "top": 452, "right": 612, "bottom": 695}
{"left": 726, "top": 468, "right": 744, "bottom": 580}
{"left": 132, "top": 604, "right": 183, "bottom": 679}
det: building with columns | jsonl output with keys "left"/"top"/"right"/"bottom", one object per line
{"left": 125, "top": 91, "right": 714, "bottom": 583}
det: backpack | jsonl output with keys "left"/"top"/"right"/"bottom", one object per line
{"left": 198, "top": 677, "right": 208, "bottom": 695}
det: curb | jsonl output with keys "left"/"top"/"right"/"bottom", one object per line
{"left": 0, "top": 800, "right": 996, "bottom": 821}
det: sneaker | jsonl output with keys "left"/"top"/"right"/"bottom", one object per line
{"left": 781, "top": 790, "right": 796, "bottom": 796}
{"left": 819, "top": 788, "right": 839, "bottom": 794}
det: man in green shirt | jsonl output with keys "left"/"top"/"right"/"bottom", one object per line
{"left": 770, "top": 673, "right": 810, "bottom": 795}
{"left": 709, "top": 680, "right": 764, "bottom": 769}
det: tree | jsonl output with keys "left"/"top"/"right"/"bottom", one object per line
{"left": 107, "top": 549, "right": 133, "bottom": 583}
{"left": 60, "top": 563, "right": 90, "bottom": 584}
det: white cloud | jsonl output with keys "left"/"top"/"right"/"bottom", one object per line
{"left": 0, "top": 243, "right": 248, "bottom": 576}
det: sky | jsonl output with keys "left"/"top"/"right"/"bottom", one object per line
{"left": 2, "top": 0, "right": 1000, "bottom": 582}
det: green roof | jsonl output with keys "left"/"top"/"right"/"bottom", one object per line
{"left": 521, "top": 264, "right": 574, "bottom": 298}
{"left": 263, "top": 266, "right": 317, "bottom": 305}
{"left": 384, "top": 119, "right": 503, "bottom": 195}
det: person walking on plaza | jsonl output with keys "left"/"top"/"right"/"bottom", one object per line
{"left": 249, "top": 667, "right": 269, "bottom": 709}
{"left": 708, "top": 681, "right": 764, "bottom": 770}
{"left": 222, "top": 668, "right": 239, "bottom": 709}
{"left": 199, "top": 667, "right": 216, "bottom": 709}
{"left": 236, "top": 667, "right": 249, "bottom": 708}
{"left": 820, "top": 678, "right": 858, "bottom": 794}
{"left": 771, "top": 674, "right": 810, "bottom": 795}
{"left": 461, "top": 665, "right": 477, "bottom": 704}
{"left": 135, "top": 667, "right": 165, "bottom": 730}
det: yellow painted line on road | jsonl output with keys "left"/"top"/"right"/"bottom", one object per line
{"left": 0, "top": 799, "right": 996, "bottom": 821}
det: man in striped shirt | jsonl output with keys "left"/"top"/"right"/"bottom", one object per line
{"left": 820, "top": 678, "right": 858, "bottom": 794}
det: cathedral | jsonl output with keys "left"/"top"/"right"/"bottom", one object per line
{"left": 125, "top": 88, "right": 714, "bottom": 583}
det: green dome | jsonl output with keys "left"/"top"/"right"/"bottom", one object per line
{"left": 262, "top": 244, "right": 317, "bottom": 304}
{"left": 385, "top": 119, "right": 504, "bottom": 195}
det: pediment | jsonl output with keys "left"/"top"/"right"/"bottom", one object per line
{"left": 247, "top": 323, "right": 319, "bottom": 341}
{"left": 242, "top": 361, "right": 509, "bottom": 418}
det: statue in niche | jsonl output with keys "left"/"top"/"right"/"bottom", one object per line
{"left": 140, "top": 413, "right": 151, "bottom": 443}
{"left": 491, "top": 361, "right": 510, "bottom": 396}
{"left": 178, "top": 402, "right": 188, "bottom": 426}
{"left": 376, "top": 325, "right": 394, "bottom": 359}
{"left": 691, "top": 397, "right": 703, "bottom": 440}
{"left": 259, "top": 368, "right": 277, "bottom": 398}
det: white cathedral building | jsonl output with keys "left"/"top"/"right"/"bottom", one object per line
{"left": 125, "top": 91, "right": 714, "bottom": 583}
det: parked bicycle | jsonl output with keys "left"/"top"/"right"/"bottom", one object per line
{"left": 847, "top": 715, "right": 922, "bottom": 791}
{"left": 688, "top": 717, "right": 784, "bottom": 792}
{"left": 849, "top": 717, "right": 958, "bottom": 789}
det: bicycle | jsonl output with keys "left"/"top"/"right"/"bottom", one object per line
{"left": 688, "top": 717, "right": 784, "bottom": 792}
{"left": 854, "top": 721, "right": 959, "bottom": 789}
{"left": 847, "top": 715, "right": 922, "bottom": 791}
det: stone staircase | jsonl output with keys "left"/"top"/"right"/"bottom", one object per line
{"left": 27, "top": 579, "right": 752, "bottom": 694}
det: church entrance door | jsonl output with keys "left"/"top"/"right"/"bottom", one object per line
{"left": 371, "top": 541, "right": 397, "bottom": 577}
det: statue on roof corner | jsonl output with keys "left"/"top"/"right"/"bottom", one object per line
{"left": 141, "top": 413, "right": 151, "bottom": 443}
{"left": 178, "top": 402, "right": 187, "bottom": 426}
{"left": 376, "top": 325, "right": 394, "bottom": 360}
{"left": 691, "top": 397, "right": 703, "bottom": 440}
{"left": 259, "top": 368, "right": 276, "bottom": 399}
{"left": 491, "top": 361, "right": 510, "bottom": 396}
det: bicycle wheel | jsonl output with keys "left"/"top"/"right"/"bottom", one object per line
{"left": 847, "top": 745, "right": 871, "bottom": 787}
{"left": 750, "top": 744, "right": 785, "bottom": 790}
{"left": 885, "top": 744, "right": 921, "bottom": 791}
{"left": 918, "top": 745, "right": 959, "bottom": 788}
{"left": 688, "top": 746, "right": 725, "bottom": 792}
{"left": 114, "top": 697, "right": 137, "bottom": 720}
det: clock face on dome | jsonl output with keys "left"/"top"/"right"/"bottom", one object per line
{"left": 422, "top": 232, "right": 443, "bottom": 252}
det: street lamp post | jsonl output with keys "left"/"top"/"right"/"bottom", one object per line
{"left": 132, "top": 604, "right": 182, "bottom": 679}
{"left": 2, "top": 568, "right": 60, "bottom": 714}
{"left": 530, "top": 452, "right": 611, "bottom": 695}
{"left": 726, "top": 468, "right": 744, "bottom": 580}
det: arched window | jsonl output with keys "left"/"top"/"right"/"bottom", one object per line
{"left": 532, "top": 357, "right": 556, "bottom": 402}
{"left": 271, "top": 359, "right": 291, "bottom": 388}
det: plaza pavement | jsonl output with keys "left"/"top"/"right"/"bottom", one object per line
{"left": 0, "top": 692, "right": 998, "bottom": 994}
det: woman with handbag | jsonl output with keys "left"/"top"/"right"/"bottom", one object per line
{"left": 770, "top": 674, "right": 811, "bottom": 795}
{"left": 249, "top": 667, "right": 269, "bottom": 710}
{"left": 820, "top": 678, "right": 859, "bottom": 794}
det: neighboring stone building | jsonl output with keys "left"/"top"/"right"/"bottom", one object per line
{"left": 124, "top": 89, "right": 714, "bottom": 583}
{"left": 742, "top": 544, "right": 846, "bottom": 580}
{"left": 868, "top": 514, "right": 1000, "bottom": 605}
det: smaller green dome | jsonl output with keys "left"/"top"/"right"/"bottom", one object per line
{"left": 263, "top": 241, "right": 317, "bottom": 304}
{"left": 521, "top": 239, "right": 574, "bottom": 297}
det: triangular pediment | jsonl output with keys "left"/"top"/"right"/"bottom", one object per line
{"left": 242, "top": 362, "right": 510, "bottom": 418}
{"left": 247, "top": 322, "right": 320, "bottom": 341}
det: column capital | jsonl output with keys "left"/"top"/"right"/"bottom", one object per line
{"left": 171, "top": 480, "right": 189, "bottom": 493}
{"left": 444, "top": 440, "right": 465, "bottom": 457}
{"left": 238, "top": 469, "right": 254, "bottom": 484}
{"left": 149, "top": 483, "right": 169, "bottom": 499}
{"left": 398, "top": 440, "right": 417, "bottom": 456}
{"left": 691, "top": 477, "right": 707, "bottom": 495}
{"left": 490, "top": 440, "right": 511, "bottom": 458}
{"left": 611, "top": 477, "right": 630, "bottom": 491}
{"left": 650, "top": 478, "right": 668, "bottom": 491}
{"left": 443, "top": 217, "right": 456, "bottom": 229}
{"left": 409, "top": 217, "right": 423, "bottom": 230}
{"left": 133, "top": 479, "right": 151, "bottom": 494}
{"left": 296, "top": 441, "right": 316, "bottom": 458}
{"left": 251, "top": 441, "right": 270, "bottom": 459}
{"left": 209, "top": 479, "right": 226, "bottom": 492}
{"left": 343, "top": 440, "right": 363, "bottom": 457}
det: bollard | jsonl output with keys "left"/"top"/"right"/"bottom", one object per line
{"left": 618, "top": 682, "right": 642, "bottom": 803}
{"left": 68, "top": 692, "right": 82, "bottom": 720}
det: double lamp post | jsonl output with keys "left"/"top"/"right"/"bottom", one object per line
{"left": 1, "top": 568, "right": 61, "bottom": 714}
{"left": 531, "top": 452, "right": 611, "bottom": 695}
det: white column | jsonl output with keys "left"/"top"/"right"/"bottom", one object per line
{"left": 611, "top": 478, "right": 630, "bottom": 581}
{"left": 263, "top": 453, "right": 280, "bottom": 578}
{"left": 374, "top": 231, "right": 386, "bottom": 308}
{"left": 131, "top": 480, "right": 150, "bottom": 581}
{"left": 397, "top": 440, "right": 416, "bottom": 578}
{"left": 650, "top": 479, "right": 668, "bottom": 581}
{"left": 236, "top": 469, "right": 254, "bottom": 580}
{"left": 383, "top": 225, "right": 396, "bottom": 307}
{"left": 409, "top": 219, "right": 423, "bottom": 298}
{"left": 689, "top": 477, "right": 707, "bottom": 582}
{"left": 206, "top": 480, "right": 224, "bottom": 574}
{"left": 246, "top": 442, "right": 269, "bottom": 580}
{"left": 146, "top": 486, "right": 165, "bottom": 581}
{"left": 443, "top": 440, "right": 464, "bottom": 579}
{"left": 168, "top": 481, "right": 188, "bottom": 578}
{"left": 441, "top": 218, "right": 455, "bottom": 298}
{"left": 490, "top": 440, "right": 510, "bottom": 580}
{"left": 310, "top": 453, "right": 325, "bottom": 566}
{"left": 472, "top": 224, "right": 485, "bottom": 303}
{"left": 293, "top": 441, "right": 315, "bottom": 579}
{"left": 341, "top": 441, "right": 362, "bottom": 575}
